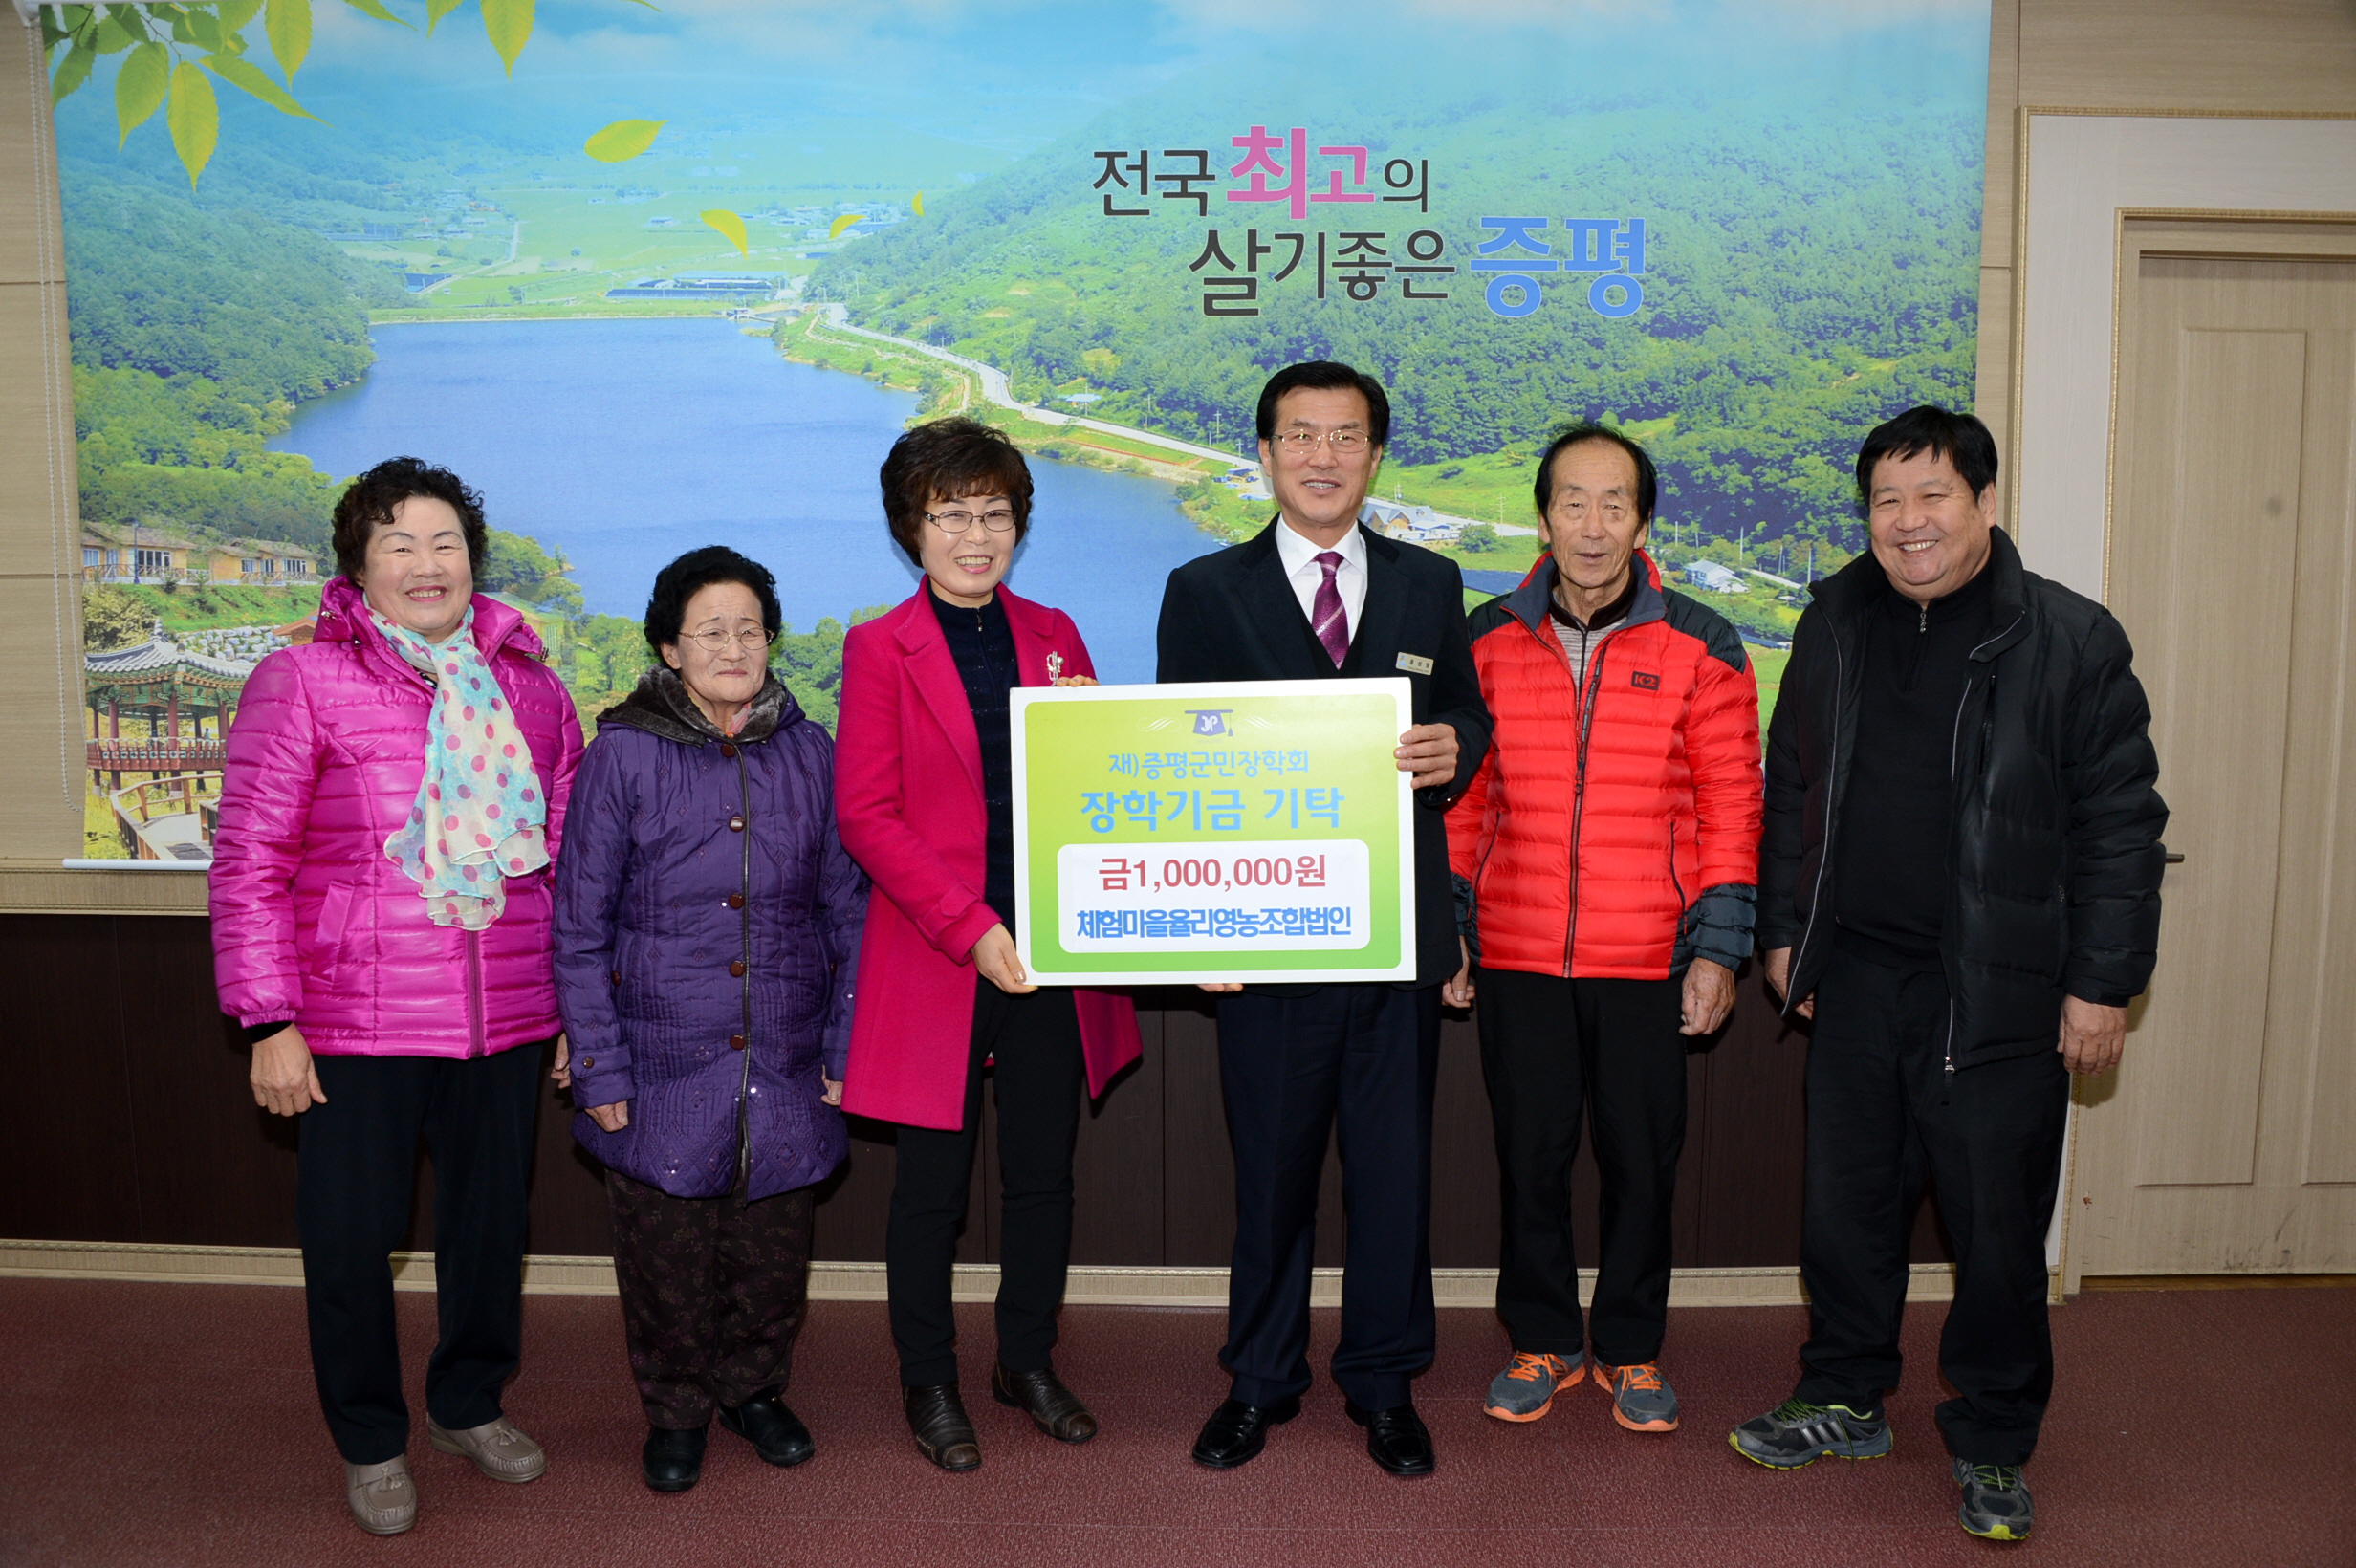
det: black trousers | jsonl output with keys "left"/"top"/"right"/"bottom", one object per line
{"left": 1796, "top": 947, "right": 2070, "bottom": 1466}
{"left": 1475, "top": 966, "right": 1688, "bottom": 1366}
{"left": 606, "top": 1171, "right": 815, "bottom": 1429}
{"left": 296, "top": 1043, "right": 543, "bottom": 1466}
{"left": 885, "top": 980, "right": 1085, "bottom": 1386}
{"left": 1216, "top": 983, "right": 1441, "bottom": 1411}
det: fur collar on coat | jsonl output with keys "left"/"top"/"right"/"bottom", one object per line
{"left": 596, "top": 664, "right": 795, "bottom": 746}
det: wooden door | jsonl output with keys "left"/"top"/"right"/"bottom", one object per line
{"left": 2073, "top": 227, "right": 2356, "bottom": 1277}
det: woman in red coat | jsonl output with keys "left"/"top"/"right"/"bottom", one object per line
{"left": 836, "top": 417, "right": 1141, "bottom": 1472}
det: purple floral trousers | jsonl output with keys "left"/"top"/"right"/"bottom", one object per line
{"left": 605, "top": 1169, "right": 815, "bottom": 1429}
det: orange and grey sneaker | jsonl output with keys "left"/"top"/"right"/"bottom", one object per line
{"left": 1482, "top": 1350, "right": 1582, "bottom": 1422}
{"left": 1593, "top": 1360, "right": 1680, "bottom": 1431}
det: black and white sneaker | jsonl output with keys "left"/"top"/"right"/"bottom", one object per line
{"left": 1953, "top": 1457, "right": 2034, "bottom": 1541}
{"left": 1728, "top": 1397, "right": 1892, "bottom": 1468}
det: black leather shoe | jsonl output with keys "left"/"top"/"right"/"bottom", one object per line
{"left": 992, "top": 1363, "right": 1097, "bottom": 1444}
{"left": 903, "top": 1383, "right": 981, "bottom": 1471}
{"left": 1190, "top": 1395, "right": 1300, "bottom": 1470}
{"left": 1344, "top": 1399, "right": 1435, "bottom": 1477}
{"left": 642, "top": 1424, "right": 708, "bottom": 1492}
{"left": 718, "top": 1389, "right": 815, "bottom": 1468}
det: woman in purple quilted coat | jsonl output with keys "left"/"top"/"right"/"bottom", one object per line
{"left": 209, "top": 458, "right": 584, "bottom": 1536}
{"left": 552, "top": 546, "right": 866, "bottom": 1494}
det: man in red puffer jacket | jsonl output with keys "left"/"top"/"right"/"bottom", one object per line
{"left": 1446, "top": 425, "right": 1761, "bottom": 1437}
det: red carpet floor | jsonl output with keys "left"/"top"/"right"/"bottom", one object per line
{"left": 1, "top": 1278, "right": 2349, "bottom": 1567}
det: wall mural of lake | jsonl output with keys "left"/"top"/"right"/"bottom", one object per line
{"left": 55, "top": 0, "right": 1980, "bottom": 859}
{"left": 270, "top": 319, "right": 1223, "bottom": 686}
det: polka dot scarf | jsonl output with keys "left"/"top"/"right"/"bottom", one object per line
{"left": 369, "top": 605, "right": 549, "bottom": 930}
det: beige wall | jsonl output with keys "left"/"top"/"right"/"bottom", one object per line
{"left": 1976, "top": 0, "right": 2356, "bottom": 447}
{"left": 7, "top": 4, "right": 2356, "bottom": 905}
{"left": 1, "top": 16, "right": 83, "bottom": 877}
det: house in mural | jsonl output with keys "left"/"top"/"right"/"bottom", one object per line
{"left": 210, "top": 539, "right": 321, "bottom": 585}
{"left": 80, "top": 526, "right": 318, "bottom": 587}
{"left": 1684, "top": 559, "right": 1747, "bottom": 593}
{"left": 80, "top": 523, "right": 205, "bottom": 585}
{"left": 1365, "top": 501, "right": 1454, "bottom": 545}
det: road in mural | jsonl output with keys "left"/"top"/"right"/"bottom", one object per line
{"left": 46, "top": 0, "right": 1989, "bottom": 860}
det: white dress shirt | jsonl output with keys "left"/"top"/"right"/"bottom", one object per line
{"left": 1273, "top": 512, "right": 1369, "bottom": 645}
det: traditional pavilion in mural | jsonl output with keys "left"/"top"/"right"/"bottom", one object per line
{"left": 82, "top": 623, "right": 257, "bottom": 861}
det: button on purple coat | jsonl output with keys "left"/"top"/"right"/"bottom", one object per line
{"left": 554, "top": 669, "right": 867, "bottom": 1201}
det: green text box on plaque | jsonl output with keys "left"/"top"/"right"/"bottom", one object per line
{"left": 1012, "top": 679, "right": 1416, "bottom": 986}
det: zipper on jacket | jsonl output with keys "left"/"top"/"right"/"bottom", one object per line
{"left": 1948, "top": 676, "right": 1974, "bottom": 783}
{"left": 1561, "top": 630, "right": 1617, "bottom": 978}
{"left": 1789, "top": 627, "right": 1846, "bottom": 1001}
{"left": 1942, "top": 998, "right": 1956, "bottom": 1102}
{"left": 1979, "top": 670, "right": 1997, "bottom": 776}
{"left": 733, "top": 743, "right": 755, "bottom": 1190}
{"left": 367, "top": 615, "right": 515, "bottom": 1063}
{"left": 1542, "top": 620, "right": 1585, "bottom": 977}
{"left": 464, "top": 929, "right": 486, "bottom": 1056}
{"left": 375, "top": 617, "right": 482, "bottom": 1060}
{"left": 1936, "top": 610, "right": 2026, "bottom": 1060}
{"left": 1948, "top": 610, "right": 2020, "bottom": 780}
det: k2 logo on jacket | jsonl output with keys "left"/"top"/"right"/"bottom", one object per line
{"left": 1631, "top": 670, "right": 1661, "bottom": 690}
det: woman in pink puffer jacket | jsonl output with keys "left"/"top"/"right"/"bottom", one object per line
{"left": 209, "top": 458, "right": 582, "bottom": 1536}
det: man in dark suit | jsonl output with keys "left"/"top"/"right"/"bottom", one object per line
{"left": 1158, "top": 360, "right": 1490, "bottom": 1477}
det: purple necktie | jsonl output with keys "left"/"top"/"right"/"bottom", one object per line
{"left": 1311, "top": 550, "right": 1349, "bottom": 667}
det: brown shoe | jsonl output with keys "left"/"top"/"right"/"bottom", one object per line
{"left": 903, "top": 1383, "right": 981, "bottom": 1470}
{"left": 344, "top": 1455, "right": 417, "bottom": 1535}
{"left": 426, "top": 1415, "right": 547, "bottom": 1483}
{"left": 992, "top": 1363, "right": 1098, "bottom": 1444}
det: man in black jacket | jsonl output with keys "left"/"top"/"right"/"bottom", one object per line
{"left": 1159, "top": 361, "right": 1490, "bottom": 1478}
{"left": 1734, "top": 406, "right": 2166, "bottom": 1542}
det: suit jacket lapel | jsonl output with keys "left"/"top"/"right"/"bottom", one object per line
{"left": 890, "top": 593, "right": 986, "bottom": 798}
{"left": 1237, "top": 522, "right": 1326, "bottom": 679}
{"left": 1352, "top": 525, "right": 1407, "bottom": 674}
{"left": 1000, "top": 590, "right": 1060, "bottom": 686}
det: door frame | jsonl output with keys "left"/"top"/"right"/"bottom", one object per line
{"left": 2011, "top": 108, "right": 2356, "bottom": 1293}
{"left": 2012, "top": 109, "right": 2356, "bottom": 603}
{"left": 2079, "top": 220, "right": 2356, "bottom": 1289}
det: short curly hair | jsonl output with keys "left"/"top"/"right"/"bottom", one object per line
{"left": 878, "top": 417, "right": 1034, "bottom": 567}
{"left": 331, "top": 456, "right": 488, "bottom": 580}
{"left": 644, "top": 545, "right": 782, "bottom": 654}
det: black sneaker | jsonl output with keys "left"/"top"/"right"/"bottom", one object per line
{"left": 1953, "top": 1457, "right": 2034, "bottom": 1541}
{"left": 1728, "top": 1397, "right": 1892, "bottom": 1468}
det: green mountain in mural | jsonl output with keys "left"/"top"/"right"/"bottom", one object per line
{"left": 813, "top": 70, "right": 1983, "bottom": 555}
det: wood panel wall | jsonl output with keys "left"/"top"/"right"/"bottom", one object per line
{"left": 0, "top": 15, "right": 85, "bottom": 872}
{"left": 1972, "top": 0, "right": 2356, "bottom": 456}
{"left": 0, "top": 913, "right": 1958, "bottom": 1270}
